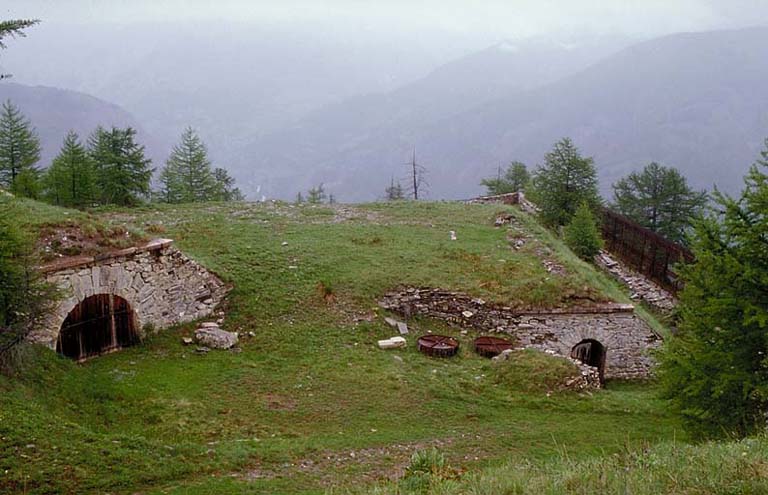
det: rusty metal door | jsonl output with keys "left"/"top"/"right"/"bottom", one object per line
{"left": 57, "top": 294, "right": 138, "bottom": 361}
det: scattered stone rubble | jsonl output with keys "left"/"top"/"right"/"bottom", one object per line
{"left": 379, "top": 287, "right": 660, "bottom": 379}
{"left": 194, "top": 322, "right": 239, "bottom": 350}
{"left": 493, "top": 348, "right": 602, "bottom": 390}
{"left": 595, "top": 251, "right": 677, "bottom": 314}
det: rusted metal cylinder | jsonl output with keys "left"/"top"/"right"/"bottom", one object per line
{"left": 473, "top": 336, "right": 515, "bottom": 358}
{"left": 417, "top": 334, "right": 459, "bottom": 358}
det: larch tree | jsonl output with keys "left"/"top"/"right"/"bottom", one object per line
{"left": 659, "top": 138, "right": 768, "bottom": 438}
{"left": 0, "top": 100, "right": 41, "bottom": 197}
{"left": 211, "top": 167, "right": 243, "bottom": 201}
{"left": 563, "top": 201, "right": 604, "bottom": 261}
{"left": 0, "top": 19, "right": 39, "bottom": 80}
{"left": 42, "top": 131, "right": 96, "bottom": 207}
{"left": 480, "top": 161, "right": 530, "bottom": 195}
{"left": 307, "top": 183, "right": 327, "bottom": 204}
{"left": 385, "top": 177, "right": 405, "bottom": 201}
{"left": 532, "top": 138, "right": 601, "bottom": 227}
{"left": 160, "top": 127, "right": 217, "bottom": 203}
{"left": 612, "top": 162, "right": 708, "bottom": 244}
{"left": 89, "top": 126, "right": 153, "bottom": 206}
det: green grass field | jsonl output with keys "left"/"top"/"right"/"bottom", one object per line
{"left": 1, "top": 200, "right": 687, "bottom": 494}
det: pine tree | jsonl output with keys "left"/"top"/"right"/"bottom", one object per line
{"left": 307, "top": 184, "right": 326, "bottom": 204}
{"left": 160, "top": 128, "right": 217, "bottom": 203}
{"left": 480, "top": 161, "right": 530, "bottom": 195}
{"left": 0, "top": 100, "right": 41, "bottom": 197}
{"left": 563, "top": 202, "right": 604, "bottom": 260}
{"left": 612, "top": 162, "right": 708, "bottom": 244}
{"left": 211, "top": 167, "right": 243, "bottom": 201}
{"left": 532, "top": 138, "right": 601, "bottom": 227}
{"left": 295, "top": 192, "right": 304, "bottom": 204}
{"left": 89, "top": 127, "right": 153, "bottom": 206}
{"left": 385, "top": 177, "right": 405, "bottom": 201}
{"left": 659, "top": 138, "right": 768, "bottom": 439}
{"left": 0, "top": 195, "right": 55, "bottom": 370}
{"left": 42, "top": 131, "right": 96, "bottom": 207}
{"left": 0, "top": 19, "right": 39, "bottom": 80}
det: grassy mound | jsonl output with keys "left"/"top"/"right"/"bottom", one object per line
{"left": 0, "top": 200, "right": 677, "bottom": 494}
{"left": 491, "top": 349, "right": 582, "bottom": 394}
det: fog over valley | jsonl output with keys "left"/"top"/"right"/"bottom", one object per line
{"left": 2, "top": 1, "right": 768, "bottom": 200}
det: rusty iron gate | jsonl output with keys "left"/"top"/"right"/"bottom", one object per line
{"left": 56, "top": 294, "right": 139, "bottom": 361}
{"left": 600, "top": 209, "right": 694, "bottom": 294}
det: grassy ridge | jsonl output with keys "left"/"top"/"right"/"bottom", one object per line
{"left": 1, "top": 200, "right": 679, "bottom": 494}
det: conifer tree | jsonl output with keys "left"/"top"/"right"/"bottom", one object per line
{"left": 563, "top": 202, "right": 604, "bottom": 260}
{"left": 659, "top": 138, "right": 768, "bottom": 438}
{"left": 481, "top": 161, "right": 530, "bottom": 195}
{"left": 612, "top": 162, "right": 708, "bottom": 244}
{"left": 160, "top": 127, "right": 217, "bottom": 203}
{"left": 42, "top": 131, "right": 96, "bottom": 207}
{"left": 89, "top": 126, "right": 153, "bottom": 206}
{"left": 0, "top": 100, "right": 41, "bottom": 197}
{"left": 307, "top": 184, "right": 326, "bottom": 204}
{"left": 0, "top": 19, "right": 39, "bottom": 80}
{"left": 385, "top": 177, "right": 405, "bottom": 201}
{"left": 532, "top": 138, "right": 600, "bottom": 227}
{"left": 211, "top": 167, "right": 243, "bottom": 201}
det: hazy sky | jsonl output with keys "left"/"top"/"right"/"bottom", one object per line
{"left": 4, "top": 0, "right": 768, "bottom": 40}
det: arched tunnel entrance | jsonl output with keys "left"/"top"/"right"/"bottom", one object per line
{"left": 56, "top": 294, "right": 139, "bottom": 361}
{"left": 571, "top": 339, "right": 606, "bottom": 384}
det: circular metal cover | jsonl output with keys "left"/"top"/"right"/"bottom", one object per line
{"left": 417, "top": 334, "right": 459, "bottom": 358}
{"left": 473, "top": 336, "right": 515, "bottom": 358}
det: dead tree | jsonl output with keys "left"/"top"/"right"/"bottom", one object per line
{"left": 406, "top": 148, "right": 428, "bottom": 200}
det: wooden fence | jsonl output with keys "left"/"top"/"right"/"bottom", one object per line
{"left": 600, "top": 209, "right": 694, "bottom": 294}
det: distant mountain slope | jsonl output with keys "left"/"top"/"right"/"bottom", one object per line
{"left": 238, "top": 28, "right": 768, "bottom": 201}
{"left": 234, "top": 36, "right": 630, "bottom": 199}
{"left": 0, "top": 83, "right": 162, "bottom": 168}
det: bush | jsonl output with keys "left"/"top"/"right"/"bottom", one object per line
{"left": 0, "top": 196, "right": 56, "bottom": 373}
{"left": 563, "top": 202, "right": 604, "bottom": 261}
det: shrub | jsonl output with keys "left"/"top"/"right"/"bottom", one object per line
{"left": 563, "top": 202, "right": 604, "bottom": 261}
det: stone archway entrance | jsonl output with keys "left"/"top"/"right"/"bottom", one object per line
{"left": 571, "top": 339, "right": 606, "bottom": 383}
{"left": 56, "top": 294, "right": 139, "bottom": 361}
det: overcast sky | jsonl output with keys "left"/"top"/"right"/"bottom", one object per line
{"left": 4, "top": 0, "right": 768, "bottom": 40}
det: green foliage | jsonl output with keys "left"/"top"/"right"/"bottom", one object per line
{"left": 307, "top": 183, "right": 327, "bottom": 204}
{"left": 532, "top": 138, "right": 601, "bottom": 227}
{"left": 480, "top": 161, "right": 530, "bottom": 195}
{"left": 0, "top": 196, "right": 56, "bottom": 370}
{"left": 612, "top": 162, "right": 708, "bottom": 244}
{"left": 0, "top": 19, "right": 39, "bottom": 79}
{"left": 42, "top": 131, "right": 97, "bottom": 207}
{"left": 159, "top": 127, "right": 217, "bottom": 203}
{"left": 0, "top": 100, "right": 41, "bottom": 196}
{"left": 563, "top": 202, "right": 604, "bottom": 261}
{"left": 211, "top": 166, "right": 243, "bottom": 201}
{"left": 659, "top": 139, "right": 768, "bottom": 439}
{"left": 88, "top": 126, "right": 153, "bottom": 206}
{"left": 384, "top": 177, "right": 405, "bottom": 201}
{"left": 400, "top": 449, "right": 454, "bottom": 493}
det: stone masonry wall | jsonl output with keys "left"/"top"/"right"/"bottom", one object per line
{"left": 379, "top": 288, "right": 661, "bottom": 380}
{"left": 28, "top": 239, "right": 228, "bottom": 348}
